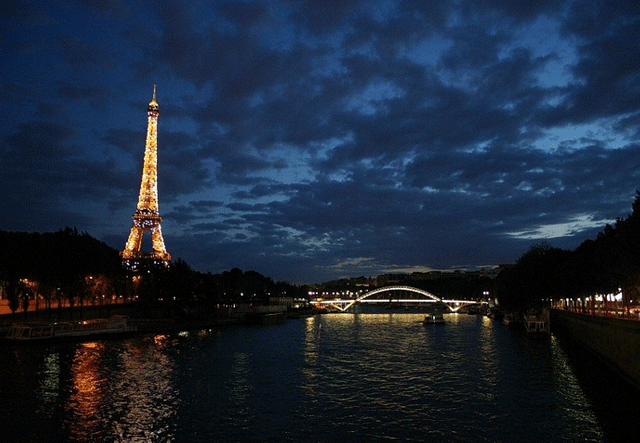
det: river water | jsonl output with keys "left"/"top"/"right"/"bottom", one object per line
{"left": 1, "top": 311, "right": 639, "bottom": 442}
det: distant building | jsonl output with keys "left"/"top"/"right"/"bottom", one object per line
{"left": 269, "top": 296, "right": 293, "bottom": 307}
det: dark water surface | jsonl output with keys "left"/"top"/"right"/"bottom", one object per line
{"left": 1, "top": 312, "right": 638, "bottom": 442}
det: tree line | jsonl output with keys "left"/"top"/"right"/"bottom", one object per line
{"left": 4, "top": 191, "right": 640, "bottom": 317}
{"left": 495, "top": 191, "right": 640, "bottom": 313}
{"left": 0, "top": 227, "right": 306, "bottom": 318}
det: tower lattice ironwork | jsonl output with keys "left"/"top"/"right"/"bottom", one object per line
{"left": 121, "top": 85, "right": 171, "bottom": 269}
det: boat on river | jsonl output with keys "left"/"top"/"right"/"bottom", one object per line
{"left": 4, "top": 315, "right": 137, "bottom": 343}
{"left": 423, "top": 314, "right": 445, "bottom": 325}
{"left": 524, "top": 315, "right": 549, "bottom": 338}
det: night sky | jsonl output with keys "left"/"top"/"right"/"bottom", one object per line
{"left": 2, "top": 1, "right": 639, "bottom": 283}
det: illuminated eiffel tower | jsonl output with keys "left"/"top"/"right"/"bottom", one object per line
{"left": 121, "top": 85, "right": 171, "bottom": 269}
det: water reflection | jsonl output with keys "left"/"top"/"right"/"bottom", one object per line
{"left": 550, "top": 337, "right": 597, "bottom": 427}
{"left": 65, "top": 342, "right": 107, "bottom": 440}
{"left": 107, "top": 337, "right": 179, "bottom": 441}
{"left": 28, "top": 336, "right": 182, "bottom": 441}
{"left": 229, "top": 352, "right": 252, "bottom": 404}
{"left": 298, "top": 312, "right": 610, "bottom": 440}
{"left": 36, "top": 351, "right": 60, "bottom": 418}
{"left": 302, "top": 316, "right": 322, "bottom": 397}
{"left": 476, "top": 315, "right": 498, "bottom": 401}
{"left": 549, "top": 335, "right": 640, "bottom": 441}
{"left": 2, "top": 314, "right": 635, "bottom": 441}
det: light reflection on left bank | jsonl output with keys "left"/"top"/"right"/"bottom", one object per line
{"left": 38, "top": 336, "right": 183, "bottom": 441}
{"left": 105, "top": 336, "right": 180, "bottom": 441}
{"left": 65, "top": 342, "right": 107, "bottom": 440}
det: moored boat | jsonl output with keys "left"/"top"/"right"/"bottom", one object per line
{"left": 524, "top": 315, "right": 549, "bottom": 338}
{"left": 423, "top": 313, "right": 445, "bottom": 325}
{"left": 4, "top": 315, "right": 137, "bottom": 343}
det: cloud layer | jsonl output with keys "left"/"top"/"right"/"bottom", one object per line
{"left": 2, "top": 0, "right": 639, "bottom": 282}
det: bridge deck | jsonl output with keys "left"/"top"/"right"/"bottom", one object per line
{"left": 310, "top": 285, "right": 486, "bottom": 312}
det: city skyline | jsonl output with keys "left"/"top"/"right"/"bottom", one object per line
{"left": 1, "top": 0, "right": 639, "bottom": 283}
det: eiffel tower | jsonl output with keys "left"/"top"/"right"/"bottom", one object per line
{"left": 121, "top": 85, "right": 171, "bottom": 269}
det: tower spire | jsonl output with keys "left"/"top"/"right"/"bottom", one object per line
{"left": 148, "top": 84, "right": 159, "bottom": 114}
{"left": 121, "top": 85, "right": 171, "bottom": 270}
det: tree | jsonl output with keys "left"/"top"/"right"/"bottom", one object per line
{"left": 3, "top": 279, "right": 21, "bottom": 315}
{"left": 496, "top": 242, "right": 570, "bottom": 311}
{"left": 21, "top": 287, "right": 31, "bottom": 317}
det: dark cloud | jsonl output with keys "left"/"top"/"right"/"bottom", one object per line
{"left": 75, "top": 0, "right": 129, "bottom": 20}
{"left": 458, "top": 0, "right": 563, "bottom": 23}
{"left": 57, "top": 83, "right": 108, "bottom": 101}
{"left": 536, "top": 8, "right": 640, "bottom": 127}
{"left": 562, "top": 0, "right": 640, "bottom": 38}
{"left": 4, "top": 121, "right": 75, "bottom": 171}
{"left": 103, "top": 127, "right": 140, "bottom": 154}
{"left": 286, "top": 0, "right": 362, "bottom": 35}
{"left": 1, "top": 0, "right": 639, "bottom": 282}
{"left": 217, "top": 1, "right": 271, "bottom": 29}
{"left": 60, "top": 35, "right": 105, "bottom": 66}
{"left": 440, "top": 27, "right": 506, "bottom": 73}
{"left": 0, "top": 1, "right": 57, "bottom": 26}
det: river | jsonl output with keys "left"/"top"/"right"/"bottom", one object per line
{"left": 1, "top": 311, "right": 639, "bottom": 442}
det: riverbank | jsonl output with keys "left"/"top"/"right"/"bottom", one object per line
{"left": 0, "top": 303, "right": 135, "bottom": 329}
{"left": 551, "top": 308, "right": 640, "bottom": 391}
{"left": 0, "top": 303, "right": 323, "bottom": 340}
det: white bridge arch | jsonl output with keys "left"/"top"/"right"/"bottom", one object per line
{"left": 311, "top": 285, "right": 484, "bottom": 312}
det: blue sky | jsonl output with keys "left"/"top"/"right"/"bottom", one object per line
{"left": 1, "top": 0, "right": 639, "bottom": 283}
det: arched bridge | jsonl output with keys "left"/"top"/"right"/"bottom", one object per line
{"left": 310, "top": 285, "right": 485, "bottom": 312}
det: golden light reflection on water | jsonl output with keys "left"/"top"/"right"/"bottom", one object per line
{"left": 65, "top": 342, "right": 107, "bottom": 440}
{"left": 302, "top": 316, "right": 322, "bottom": 396}
{"left": 1, "top": 313, "right": 624, "bottom": 441}
{"left": 108, "top": 338, "right": 179, "bottom": 441}
{"left": 300, "top": 312, "right": 507, "bottom": 417}
{"left": 44, "top": 337, "right": 182, "bottom": 441}
{"left": 477, "top": 315, "right": 499, "bottom": 401}
{"left": 301, "top": 312, "right": 444, "bottom": 421}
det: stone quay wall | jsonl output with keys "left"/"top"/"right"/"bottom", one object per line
{"left": 551, "top": 309, "right": 640, "bottom": 391}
